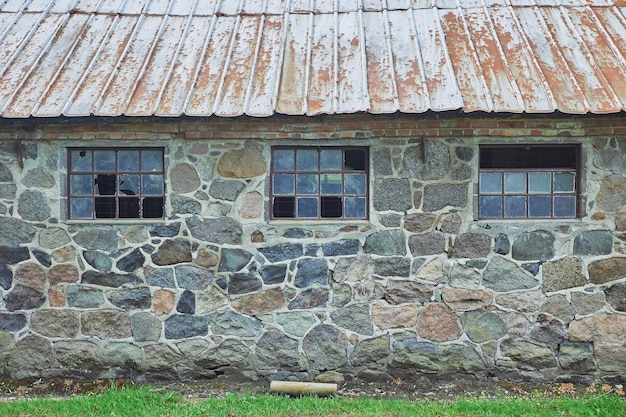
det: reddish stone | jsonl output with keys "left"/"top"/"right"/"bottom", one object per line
{"left": 371, "top": 304, "right": 418, "bottom": 330}
{"left": 14, "top": 263, "right": 46, "bottom": 290}
{"left": 154, "top": 289, "right": 175, "bottom": 315}
{"left": 48, "top": 286, "right": 66, "bottom": 307}
{"left": 591, "top": 212, "right": 606, "bottom": 221}
{"left": 48, "top": 264, "right": 79, "bottom": 285}
{"left": 417, "top": 303, "right": 462, "bottom": 342}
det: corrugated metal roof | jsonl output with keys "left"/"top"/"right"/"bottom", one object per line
{"left": 0, "top": 0, "right": 625, "bottom": 118}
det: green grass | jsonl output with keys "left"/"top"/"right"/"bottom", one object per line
{"left": 0, "top": 386, "right": 624, "bottom": 417}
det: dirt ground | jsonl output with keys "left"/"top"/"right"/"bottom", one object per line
{"left": 1, "top": 373, "right": 624, "bottom": 402}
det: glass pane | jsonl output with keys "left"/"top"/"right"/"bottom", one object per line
{"left": 70, "top": 198, "right": 92, "bottom": 219}
{"left": 345, "top": 149, "right": 366, "bottom": 171}
{"left": 94, "top": 150, "right": 116, "bottom": 171}
{"left": 528, "top": 172, "right": 551, "bottom": 194}
{"left": 141, "top": 150, "right": 163, "bottom": 172}
{"left": 297, "top": 197, "right": 318, "bottom": 218}
{"left": 320, "top": 173, "right": 342, "bottom": 194}
{"left": 345, "top": 197, "right": 366, "bottom": 218}
{"left": 95, "top": 197, "right": 116, "bottom": 218}
{"left": 95, "top": 174, "right": 117, "bottom": 195}
{"left": 321, "top": 196, "right": 342, "bottom": 218}
{"left": 273, "top": 196, "right": 295, "bottom": 218}
{"left": 143, "top": 197, "right": 164, "bottom": 218}
{"left": 554, "top": 172, "right": 575, "bottom": 192}
{"left": 118, "top": 174, "right": 140, "bottom": 195}
{"left": 479, "top": 172, "right": 502, "bottom": 194}
{"left": 344, "top": 173, "right": 366, "bottom": 194}
{"left": 70, "top": 175, "right": 93, "bottom": 195}
{"left": 119, "top": 150, "right": 139, "bottom": 171}
{"left": 320, "top": 149, "right": 342, "bottom": 171}
{"left": 297, "top": 174, "right": 318, "bottom": 194}
{"left": 529, "top": 196, "right": 552, "bottom": 217}
{"left": 479, "top": 196, "right": 502, "bottom": 218}
{"left": 142, "top": 174, "right": 164, "bottom": 195}
{"left": 273, "top": 174, "right": 295, "bottom": 195}
{"left": 554, "top": 196, "right": 576, "bottom": 217}
{"left": 274, "top": 149, "right": 294, "bottom": 171}
{"left": 504, "top": 172, "right": 526, "bottom": 194}
{"left": 119, "top": 196, "right": 140, "bottom": 218}
{"left": 70, "top": 150, "right": 92, "bottom": 172}
{"left": 504, "top": 196, "right": 527, "bottom": 217}
{"left": 296, "top": 149, "right": 318, "bottom": 171}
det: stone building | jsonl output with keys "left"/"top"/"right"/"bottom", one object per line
{"left": 1, "top": 1, "right": 625, "bottom": 383}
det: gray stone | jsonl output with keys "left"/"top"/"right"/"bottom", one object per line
{"left": 0, "top": 264, "right": 12, "bottom": 290}
{"left": 3, "top": 285, "right": 45, "bottom": 311}
{"left": 186, "top": 216, "right": 242, "bottom": 245}
{"left": 39, "top": 228, "right": 70, "bottom": 249}
{"left": 605, "top": 283, "right": 626, "bottom": 312}
{"left": 175, "top": 265, "right": 213, "bottom": 290}
{"left": 365, "top": 230, "right": 407, "bottom": 256}
{"left": 217, "top": 148, "right": 266, "bottom": 178}
{"left": 255, "top": 330, "right": 302, "bottom": 370}
{"left": 276, "top": 311, "right": 318, "bottom": 337}
{"left": 573, "top": 230, "right": 613, "bottom": 256}
{"left": 183, "top": 339, "right": 251, "bottom": 370}
{"left": 558, "top": 341, "right": 595, "bottom": 372}
{"left": 32, "top": 249, "right": 51, "bottom": 268}
{"left": 117, "top": 248, "right": 145, "bottom": 272}
{"left": 372, "top": 178, "right": 412, "bottom": 212}
{"left": 494, "top": 234, "right": 510, "bottom": 255}
{"left": 437, "top": 344, "right": 485, "bottom": 373}
{"left": 511, "top": 230, "right": 555, "bottom": 261}
{"left": 594, "top": 343, "right": 626, "bottom": 373}
{"left": 106, "top": 287, "right": 151, "bottom": 310}
{"left": 384, "top": 280, "right": 434, "bottom": 305}
{"left": 529, "top": 314, "right": 567, "bottom": 348}
{"left": 209, "top": 309, "right": 263, "bottom": 337}
{"left": 164, "top": 314, "right": 209, "bottom": 339}
{"left": 455, "top": 146, "right": 474, "bottom": 162}
{"left": 496, "top": 290, "right": 543, "bottom": 313}
{"left": 17, "top": 190, "right": 50, "bottom": 221}
{"left": 294, "top": 258, "right": 329, "bottom": 288}
{"left": 231, "top": 287, "right": 286, "bottom": 315}
{"left": 176, "top": 290, "right": 196, "bottom": 314}
{"left": 540, "top": 295, "right": 575, "bottom": 323}
{"left": 170, "top": 163, "right": 201, "bottom": 194}
{"left": 462, "top": 310, "right": 507, "bottom": 343}
{"left": 303, "top": 324, "right": 349, "bottom": 371}
{"left": 74, "top": 228, "right": 118, "bottom": 252}
{"left": 143, "top": 344, "right": 186, "bottom": 375}
{"left": 66, "top": 285, "right": 104, "bottom": 308}
{"left": 373, "top": 257, "right": 411, "bottom": 277}
{"left": 21, "top": 167, "right": 55, "bottom": 188}
{"left": 145, "top": 267, "right": 175, "bottom": 287}
{"left": 333, "top": 255, "right": 373, "bottom": 283}
{"left": 149, "top": 223, "right": 181, "bottom": 238}
{"left": 54, "top": 341, "right": 100, "bottom": 375}
{"left": 439, "top": 213, "right": 462, "bottom": 234}
{"left": 451, "top": 233, "right": 491, "bottom": 258}
{"left": 152, "top": 239, "right": 192, "bottom": 266}
{"left": 399, "top": 141, "right": 450, "bottom": 181}
{"left": 171, "top": 194, "right": 201, "bottom": 215}
{"left": 542, "top": 256, "right": 586, "bottom": 292}
{"left": 449, "top": 263, "right": 482, "bottom": 288}
{"left": 441, "top": 288, "right": 492, "bottom": 311}
{"left": 0, "top": 245, "right": 30, "bottom": 264}
{"left": 82, "top": 270, "right": 141, "bottom": 287}
{"left": 100, "top": 342, "right": 142, "bottom": 371}
{"left": 372, "top": 147, "right": 392, "bottom": 176}
{"left": 408, "top": 232, "right": 445, "bottom": 256}
{"left": 596, "top": 174, "right": 626, "bottom": 212}
{"left": 587, "top": 257, "right": 626, "bottom": 284}
{"left": 331, "top": 303, "right": 374, "bottom": 335}
{"left": 0, "top": 162, "right": 12, "bottom": 181}
{"left": 522, "top": 262, "right": 540, "bottom": 276}
{"left": 282, "top": 228, "right": 313, "bottom": 239}
{"left": 131, "top": 312, "right": 162, "bottom": 342}
{"left": 228, "top": 272, "right": 262, "bottom": 295}
{"left": 422, "top": 183, "right": 468, "bottom": 212}
{"left": 288, "top": 288, "right": 329, "bottom": 309}
{"left": 258, "top": 243, "right": 303, "bottom": 262}
{"left": 0, "top": 183, "right": 16, "bottom": 198}
{"left": 483, "top": 257, "right": 538, "bottom": 292}
{"left": 372, "top": 303, "right": 418, "bottom": 329}
{"left": 209, "top": 179, "right": 245, "bottom": 201}
{"left": 82, "top": 310, "right": 131, "bottom": 339}
{"left": 568, "top": 314, "right": 626, "bottom": 343}
{"left": 378, "top": 213, "right": 402, "bottom": 227}
{"left": 390, "top": 338, "right": 440, "bottom": 372}
{"left": 6, "top": 335, "right": 54, "bottom": 379}
{"left": 322, "top": 239, "right": 360, "bottom": 256}
{"left": 31, "top": 309, "right": 80, "bottom": 338}
{"left": 594, "top": 149, "right": 626, "bottom": 173}
{"left": 404, "top": 213, "right": 438, "bottom": 234}
{"left": 0, "top": 217, "right": 35, "bottom": 246}
{"left": 260, "top": 264, "right": 287, "bottom": 285}
{"left": 417, "top": 303, "right": 462, "bottom": 342}
{"left": 218, "top": 248, "right": 253, "bottom": 272}
{"left": 0, "top": 312, "right": 26, "bottom": 332}
{"left": 571, "top": 291, "right": 605, "bottom": 316}
{"left": 350, "top": 335, "right": 390, "bottom": 367}
{"left": 83, "top": 251, "right": 112, "bottom": 271}
{"left": 500, "top": 339, "right": 556, "bottom": 370}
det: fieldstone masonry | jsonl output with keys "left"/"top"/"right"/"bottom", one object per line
{"left": 0, "top": 115, "right": 625, "bottom": 384}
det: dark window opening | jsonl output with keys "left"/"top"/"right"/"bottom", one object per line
{"left": 478, "top": 145, "right": 579, "bottom": 220}
{"left": 68, "top": 147, "right": 165, "bottom": 220}
{"left": 321, "top": 196, "right": 342, "bottom": 218}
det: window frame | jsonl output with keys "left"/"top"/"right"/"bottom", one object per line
{"left": 66, "top": 146, "right": 165, "bottom": 221}
{"left": 270, "top": 146, "right": 370, "bottom": 221}
{"left": 477, "top": 144, "right": 581, "bottom": 220}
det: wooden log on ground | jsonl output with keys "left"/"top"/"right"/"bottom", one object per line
{"left": 269, "top": 380, "right": 338, "bottom": 396}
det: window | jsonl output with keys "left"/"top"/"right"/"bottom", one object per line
{"left": 478, "top": 145, "right": 579, "bottom": 219}
{"left": 271, "top": 147, "right": 368, "bottom": 220}
{"left": 68, "top": 147, "right": 165, "bottom": 220}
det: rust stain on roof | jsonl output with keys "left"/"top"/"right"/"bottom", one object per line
{"left": 0, "top": 0, "right": 625, "bottom": 118}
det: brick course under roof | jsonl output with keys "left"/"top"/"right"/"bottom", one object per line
{"left": 0, "top": 0, "right": 625, "bottom": 118}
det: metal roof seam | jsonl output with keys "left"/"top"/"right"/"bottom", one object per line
{"left": 382, "top": 8, "right": 401, "bottom": 110}
{"left": 302, "top": 11, "right": 313, "bottom": 115}
{"left": 407, "top": 5, "right": 433, "bottom": 111}
{"left": 332, "top": 9, "right": 339, "bottom": 114}
{"left": 357, "top": 8, "right": 370, "bottom": 112}
{"left": 270, "top": 9, "right": 289, "bottom": 114}
{"left": 210, "top": 14, "right": 242, "bottom": 116}
{"left": 243, "top": 12, "right": 266, "bottom": 116}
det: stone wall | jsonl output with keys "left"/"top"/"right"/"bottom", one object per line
{"left": 0, "top": 114, "right": 625, "bottom": 383}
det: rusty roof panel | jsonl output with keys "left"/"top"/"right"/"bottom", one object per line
{"left": 0, "top": 1, "right": 625, "bottom": 118}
